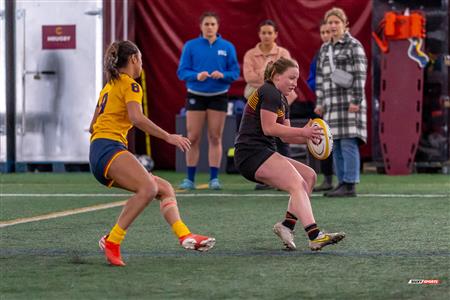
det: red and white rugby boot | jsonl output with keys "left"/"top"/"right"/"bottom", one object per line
{"left": 179, "top": 233, "right": 216, "bottom": 252}
{"left": 99, "top": 235, "right": 126, "bottom": 266}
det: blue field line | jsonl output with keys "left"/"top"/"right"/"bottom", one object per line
{"left": 0, "top": 193, "right": 449, "bottom": 198}
{"left": 1, "top": 248, "right": 449, "bottom": 258}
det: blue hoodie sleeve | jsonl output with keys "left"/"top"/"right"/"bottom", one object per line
{"left": 306, "top": 54, "right": 318, "bottom": 92}
{"left": 177, "top": 42, "right": 198, "bottom": 82}
{"left": 221, "top": 43, "right": 240, "bottom": 83}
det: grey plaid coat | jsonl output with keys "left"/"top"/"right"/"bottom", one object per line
{"left": 315, "top": 32, "right": 367, "bottom": 143}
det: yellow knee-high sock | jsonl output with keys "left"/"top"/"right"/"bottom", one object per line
{"left": 172, "top": 220, "right": 191, "bottom": 238}
{"left": 106, "top": 224, "right": 127, "bottom": 245}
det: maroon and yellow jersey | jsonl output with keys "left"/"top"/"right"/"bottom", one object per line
{"left": 235, "top": 81, "right": 289, "bottom": 151}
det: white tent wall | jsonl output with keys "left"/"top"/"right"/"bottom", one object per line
{"left": 1, "top": 0, "right": 103, "bottom": 169}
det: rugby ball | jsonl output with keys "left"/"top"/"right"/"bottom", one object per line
{"left": 306, "top": 118, "right": 333, "bottom": 160}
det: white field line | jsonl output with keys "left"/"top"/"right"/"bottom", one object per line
{"left": 0, "top": 192, "right": 448, "bottom": 228}
{"left": 1, "top": 193, "right": 449, "bottom": 198}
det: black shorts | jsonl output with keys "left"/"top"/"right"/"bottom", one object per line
{"left": 234, "top": 146, "right": 275, "bottom": 183}
{"left": 186, "top": 92, "right": 228, "bottom": 112}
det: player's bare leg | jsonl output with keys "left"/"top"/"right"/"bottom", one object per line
{"left": 155, "top": 176, "right": 215, "bottom": 252}
{"left": 99, "top": 152, "right": 158, "bottom": 266}
{"left": 256, "top": 153, "right": 345, "bottom": 251}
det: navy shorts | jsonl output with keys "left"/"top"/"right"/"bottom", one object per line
{"left": 89, "top": 138, "right": 128, "bottom": 187}
{"left": 234, "top": 146, "right": 275, "bottom": 184}
{"left": 186, "top": 92, "right": 228, "bottom": 112}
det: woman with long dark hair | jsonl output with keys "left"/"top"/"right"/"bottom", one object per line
{"left": 89, "top": 41, "right": 215, "bottom": 266}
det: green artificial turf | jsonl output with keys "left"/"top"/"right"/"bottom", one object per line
{"left": 0, "top": 172, "right": 449, "bottom": 299}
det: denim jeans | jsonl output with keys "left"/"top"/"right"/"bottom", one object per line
{"left": 333, "top": 138, "right": 360, "bottom": 184}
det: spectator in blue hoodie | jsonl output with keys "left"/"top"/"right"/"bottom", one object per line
{"left": 177, "top": 11, "right": 240, "bottom": 190}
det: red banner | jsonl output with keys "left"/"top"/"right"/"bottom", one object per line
{"left": 42, "top": 25, "right": 76, "bottom": 49}
{"left": 132, "top": 0, "right": 372, "bottom": 168}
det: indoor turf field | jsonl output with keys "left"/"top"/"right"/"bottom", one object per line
{"left": 0, "top": 172, "right": 449, "bottom": 299}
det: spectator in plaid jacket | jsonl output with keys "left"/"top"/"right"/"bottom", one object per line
{"left": 314, "top": 7, "right": 367, "bottom": 197}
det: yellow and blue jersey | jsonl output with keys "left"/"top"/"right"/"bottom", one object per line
{"left": 91, "top": 73, "right": 143, "bottom": 146}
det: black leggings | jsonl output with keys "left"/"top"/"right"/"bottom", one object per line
{"left": 321, "top": 154, "right": 333, "bottom": 176}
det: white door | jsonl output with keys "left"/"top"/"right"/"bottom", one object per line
{"left": 15, "top": 0, "right": 102, "bottom": 162}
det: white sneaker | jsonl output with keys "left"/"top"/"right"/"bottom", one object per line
{"left": 273, "top": 222, "right": 296, "bottom": 250}
{"left": 309, "top": 231, "right": 345, "bottom": 251}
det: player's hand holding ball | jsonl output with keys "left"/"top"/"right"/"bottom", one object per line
{"left": 306, "top": 118, "right": 333, "bottom": 160}
{"left": 302, "top": 119, "right": 323, "bottom": 140}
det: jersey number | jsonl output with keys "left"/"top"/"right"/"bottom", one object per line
{"left": 99, "top": 93, "right": 108, "bottom": 114}
{"left": 131, "top": 83, "right": 140, "bottom": 93}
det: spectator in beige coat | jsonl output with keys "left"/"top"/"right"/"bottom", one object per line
{"left": 243, "top": 19, "right": 297, "bottom": 104}
{"left": 243, "top": 19, "right": 297, "bottom": 190}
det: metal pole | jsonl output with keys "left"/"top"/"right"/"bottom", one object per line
{"left": 20, "top": 9, "right": 25, "bottom": 162}
{"left": 5, "top": 0, "right": 16, "bottom": 172}
{"left": 123, "top": 0, "right": 127, "bottom": 40}
{"left": 110, "top": 0, "right": 115, "bottom": 42}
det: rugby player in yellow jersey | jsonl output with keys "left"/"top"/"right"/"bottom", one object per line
{"left": 89, "top": 40, "right": 215, "bottom": 266}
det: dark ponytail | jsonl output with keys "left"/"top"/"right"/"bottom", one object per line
{"left": 104, "top": 40, "right": 139, "bottom": 82}
{"left": 264, "top": 61, "right": 276, "bottom": 81}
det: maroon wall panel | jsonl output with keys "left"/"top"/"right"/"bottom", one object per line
{"left": 134, "top": 0, "right": 372, "bottom": 169}
{"left": 379, "top": 40, "right": 423, "bottom": 175}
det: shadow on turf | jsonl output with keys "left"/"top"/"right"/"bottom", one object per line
{"left": 68, "top": 250, "right": 94, "bottom": 265}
